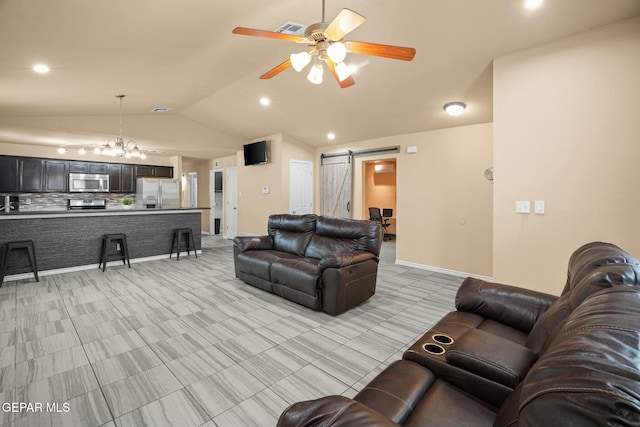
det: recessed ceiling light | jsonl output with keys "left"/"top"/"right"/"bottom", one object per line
{"left": 524, "top": 0, "right": 543, "bottom": 10}
{"left": 259, "top": 97, "right": 270, "bottom": 106}
{"left": 57, "top": 147, "right": 67, "bottom": 154}
{"left": 327, "top": 132, "right": 336, "bottom": 140}
{"left": 33, "top": 64, "right": 50, "bottom": 74}
{"left": 444, "top": 102, "right": 466, "bottom": 116}
{"left": 151, "top": 107, "right": 172, "bottom": 113}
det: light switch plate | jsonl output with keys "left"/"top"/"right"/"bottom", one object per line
{"left": 516, "top": 201, "right": 531, "bottom": 214}
{"left": 535, "top": 200, "right": 545, "bottom": 214}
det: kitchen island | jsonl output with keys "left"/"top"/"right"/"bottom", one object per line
{"left": 0, "top": 209, "right": 201, "bottom": 280}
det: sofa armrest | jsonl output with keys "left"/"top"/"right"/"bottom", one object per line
{"left": 277, "top": 395, "right": 399, "bottom": 427}
{"left": 455, "top": 277, "right": 558, "bottom": 332}
{"left": 232, "top": 235, "right": 273, "bottom": 252}
{"left": 445, "top": 329, "right": 536, "bottom": 389}
{"left": 318, "top": 251, "right": 378, "bottom": 273}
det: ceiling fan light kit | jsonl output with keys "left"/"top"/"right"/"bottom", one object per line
{"left": 231, "top": 2, "right": 416, "bottom": 88}
{"left": 444, "top": 102, "right": 466, "bottom": 116}
{"left": 290, "top": 51, "right": 312, "bottom": 71}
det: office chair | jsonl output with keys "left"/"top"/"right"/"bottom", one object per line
{"left": 368, "top": 207, "right": 391, "bottom": 240}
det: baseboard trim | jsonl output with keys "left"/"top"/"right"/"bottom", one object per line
{"left": 394, "top": 260, "right": 493, "bottom": 281}
{"left": 1, "top": 250, "right": 203, "bottom": 283}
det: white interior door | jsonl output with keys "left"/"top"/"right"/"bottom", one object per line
{"left": 225, "top": 167, "right": 238, "bottom": 239}
{"left": 289, "top": 160, "right": 313, "bottom": 215}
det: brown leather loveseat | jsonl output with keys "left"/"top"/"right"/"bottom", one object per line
{"left": 277, "top": 242, "right": 640, "bottom": 426}
{"left": 233, "top": 214, "right": 381, "bottom": 315}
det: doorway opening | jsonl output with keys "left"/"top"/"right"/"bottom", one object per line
{"left": 210, "top": 169, "right": 224, "bottom": 235}
{"left": 363, "top": 159, "right": 397, "bottom": 241}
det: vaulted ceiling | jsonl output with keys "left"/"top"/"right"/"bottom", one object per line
{"left": 1, "top": 0, "right": 638, "bottom": 159}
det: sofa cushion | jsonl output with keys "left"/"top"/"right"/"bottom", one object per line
{"left": 355, "top": 359, "right": 436, "bottom": 424}
{"left": 236, "top": 250, "right": 299, "bottom": 281}
{"left": 519, "top": 286, "right": 640, "bottom": 426}
{"left": 305, "top": 216, "right": 381, "bottom": 260}
{"left": 271, "top": 257, "right": 321, "bottom": 296}
{"left": 403, "top": 380, "right": 497, "bottom": 427}
{"left": 445, "top": 329, "right": 535, "bottom": 389}
{"left": 268, "top": 214, "right": 316, "bottom": 257}
{"left": 561, "top": 241, "right": 639, "bottom": 295}
{"left": 526, "top": 261, "right": 640, "bottom": 356}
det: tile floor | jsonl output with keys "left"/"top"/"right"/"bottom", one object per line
{"left": 0, "top": 236, "right": 462, "bottom": 427}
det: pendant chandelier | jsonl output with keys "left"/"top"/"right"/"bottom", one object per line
{"left": 94, "top": 94, "right": 146, "bottom": 159}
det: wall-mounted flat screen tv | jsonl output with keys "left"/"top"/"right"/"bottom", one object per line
{"left": 243, "top": 140, "right": 268, "bottom": 166}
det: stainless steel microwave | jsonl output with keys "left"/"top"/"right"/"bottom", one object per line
{"left": 68, "top": 173, "right": 110, "bottom": 192}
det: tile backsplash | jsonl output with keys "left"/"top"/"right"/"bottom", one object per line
{"left": 0, "top": 193, "right": 135, "bottom": 211}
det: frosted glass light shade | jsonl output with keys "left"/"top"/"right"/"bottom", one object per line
{"left": 444, "top": 102, "right": 466, "bottom": 116}
{"left": 290, "top": 51, "right": 311, "bottom": 72}
{"left": 327, "top": 42, "right": 347, "bottom": 63}
{"left": 307, "top": 63, "right": 324, "bottom": 84}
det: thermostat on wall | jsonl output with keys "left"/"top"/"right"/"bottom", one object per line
{"left": 262, "top": 186, "right": 270, "bottom": 194}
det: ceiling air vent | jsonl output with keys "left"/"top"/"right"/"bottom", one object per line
{"left": 275, "top": 21, "right": 306, "bottom": 36}
{"left": 151, "top": 107, "right": 172, "bottom": 113}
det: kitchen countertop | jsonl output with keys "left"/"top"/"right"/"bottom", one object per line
{"left": 0, "top": 208, "right": 203, "bottom": 220}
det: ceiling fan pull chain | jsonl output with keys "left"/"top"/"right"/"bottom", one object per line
{"left": 322, "top": 0, "right": 325, "bottom": 22}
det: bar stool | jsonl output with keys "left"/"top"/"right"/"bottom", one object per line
{"left": 99, "top": 234, "right": 131, "bottom": 272}
{"left": 0, "top": 240, "right": 39, "bottom": 286}
{"left": 170, "top": 228, "right": 197, "bottom": 261}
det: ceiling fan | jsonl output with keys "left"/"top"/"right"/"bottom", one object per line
{"left": 232, "top": 1, "right": 416, "bottom": 88}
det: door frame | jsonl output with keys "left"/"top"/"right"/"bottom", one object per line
{"left": 225, "top": 166, "right": 238, "bottom": 239}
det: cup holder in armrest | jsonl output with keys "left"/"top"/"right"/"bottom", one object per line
{"left": 432, "top": 334, "right": 454, "bottom": 345}
{"left": 422, "top": 343, "right": 446, "bottom": 355}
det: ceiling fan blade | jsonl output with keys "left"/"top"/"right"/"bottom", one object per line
{"left": 324, "top": 8, "right": 366, "bottom": 41}
{"left": 260, "top": 59, "right": 292, "bottom": 79}
{"left": 326, "top": 60, "right": 355, "bottom": 89}
{"left": 346, "top": 41, "right": 416, "bottom": 61}
{"left": 232, "top": 27, "right": 305, "bottom": 43}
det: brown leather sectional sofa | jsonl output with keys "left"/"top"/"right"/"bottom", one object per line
{"left": 233, "top": 214, "right": 382, "bottom": 315}
{"left": 277, "top": 242, "right": 640, "bottom": 426}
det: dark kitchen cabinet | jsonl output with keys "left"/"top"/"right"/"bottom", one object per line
{"left": 19, "top": 158, "right": 43, "bottom": 192}
{"left": 69, "top": 162, "right": 109, "bottom": 174}
{"left": 0, "top": 156, "right": 19, "bottom": 192}
{"left": 135, "top": 165, "right": 155, "bottom": 177}
{"left": 43, "top": 160, "right": 68, "bottom": 192}
{"left": 155, "top": 166, "right": 173, "bottom": 178}
{"left": 109, "top": 164, "right": 123, "bottom": 193}
{"left": 122, "top": 165, "right": 135, "bottom": 193}
{"left": 109, "top": 164, "right": 136, "bottom": 193}
{"left": 135, "top": 165, "right": 173, "bottom": 178}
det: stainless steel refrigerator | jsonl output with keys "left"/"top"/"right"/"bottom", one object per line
{"left": 135, "top": 178, "right": 180, "bottom": 209}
